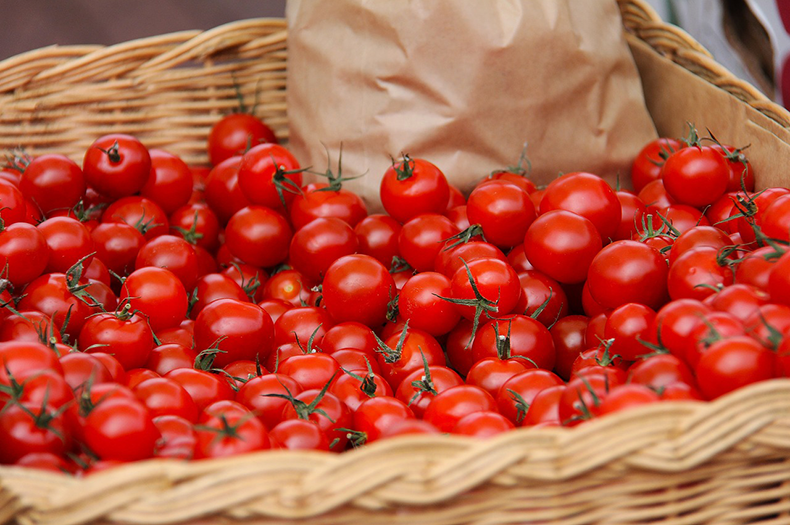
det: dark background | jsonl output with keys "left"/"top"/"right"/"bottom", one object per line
{"left": 0, "top": 1, "right": 287, "bottom": 60}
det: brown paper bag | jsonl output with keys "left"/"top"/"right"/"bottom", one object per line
{"left": 286, "top": 0, "right": 658, "bottom": 209}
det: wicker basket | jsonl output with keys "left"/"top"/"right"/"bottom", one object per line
{"left": 2, "top": 1, "right": 790, "bottom": 524}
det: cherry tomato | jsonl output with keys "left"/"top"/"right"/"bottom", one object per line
{"left": 524, "top": 210, "right": 602, "bottom": 284}
{"left": 354, "top": 214, "right": 402, "bottom": 266}
{"left": 290, "top": 217, "right": 358, "bottom": 282}
{"left": 397, "top": 272, "right": 460, "bottom": 336}
{"left": 466, "top": 181, "right": 536, "bottom": 248}
{"left": 193, "top": 298, "right": 274, "bottom": 368}
{"left": 225, "top": 205, "right": 292, "bottom": 269}
{"left": 323, "top": 254, "right": 395, "bottom": 328}
{"left": 661, "top": 145, "right": 729, "bottom": 208}
{"left": 631, "top": 138, "right": 683, "bottom": 193}
{"left": 398, "top": 214, "right": 459, "bottom": 272}
{"left": 380, "top": 156, "right": 450, "bottom": 224}
{"left": 208, "top": 113, "right": 278, "bottom": 166}
{"left": 20, "top": 155, "right": 86, "bottom": 215}
{"left": 83, "top": 397, "right": 159, "bottom": 461}
{"left": 422, "top": 384, "right": 497, "bottom": 432}
{"left": 83, "top": 134, "right": 151, "bottom": 199}
{"left": 695, "top": 336, "right": 776, "bottom": 399}
{"left": 237, "top": 143, "right": 302, "bottom": 212}
{"left": 540, "top": 172, "right": 621, "bottom": 240}
{"left": 587, "top": 240, "right": 669, "bottom": 310}
{"left": 290, "top": 182, "right": 368, "bottom": 230}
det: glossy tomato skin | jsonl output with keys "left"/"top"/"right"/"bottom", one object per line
{"left": 290, "top": 182, "right": 368, "bottom": 230}
{"left": 329, "top": 370, "right": 392, "bottom": 412}
{"left": 290, "top": 217, "right": 358, "bottom": 283}
{"left": 322, "top": 254, "right": 396, "bottom": 328}
{"left": 146, "top": 343, "right": 198, "bottom": 375}
{"left": 83, "top": 134, "right": 151, "bottom": 199}
{"left": 120, "top": 267, "right": 188, "bottom": 332}
{"left": 280, "top": 389, "right": 351, "bottom": 450}
{"left": 190, "top": 273, "right": 248, "bottom": 319}
{"left": 471, "top": 315, "right": 556, "bottom": 371}
{"left": 596, "top": 384, "right": 660, "bottom": 416}
{"left": 269, "top": 419, "right": 330, "bottom": 451}
{"left": 139, "top": 149, "right": 193, "bottom": 215}
{"left": 434, "top": 241, "right": 507, "bottom": 278}
{"left": 466, "top": 181, "right": 536, "bottom": 249}
{"left": 628, "top": 353, "right": 696, "bottom": 390}
{"left": 587, "top": 240, "right": 669, "bottom": 311}
{"left": 651, "top": 299, "right": 712, "bottom": 362}
{"left": 353, "top": 396, "right": 415, "bottom": 443}
{"left": 235, "top": 373, "right": 302, "bottom": 429}
{"left": 135, "top": 234, "right": 199, "bottom": 291}
{"left": 496, "top": 369, "right": 564, "bottom": 426}
{"left": 0, "top": 403, "right": 72, "bottom": 464}
{"left": 37, "top": 217, "right": 94, "bottom": 274}
{"left": 524, "top": 210, "right": 602, "bottom": 285}
{"left": 165, "top": 368, "right": 234, "bottom": 412}
{"left": 0, "top": 181, "right": 26, "bottom": 226}
{"left": 208, "top": 113, "right": 278, "bottom": 166}
{"left": 614, "top": 191, "right": 647, "bottom": 241}
{"left": 354, "top": 214, "right": 402, "bottom": 266}
{"left": 452, "top": 411, "right": 515, "bottom": 437}
{"left": 133, "top": 377, "right": 199, "bottom": 423}
{"left": 261, "top": 269, "right": 316, "bottom": 308}
{"left": 17, "top": 273, "right": 96, "bottom": 339}
{"left": 153, "top": 415, "right": 197, "bottom": 459}
{"left": 225, "top": 205, "right": 292, "bottom": 269}
{"left": 540, "top": 172, "right": 621, "bottom": 240}
{"left": 169, "top": 203, "right": 221, "bottom": 252}
{"left": 550, "top": 315, "right": 589, "bottom": 381}
{"left": 661, "top": 146, "right": 729, "bottom": 208}
{"left": 380, "top": 157, "right": 450, "bottom": 224}
{"left": 79, "top": 312, "right": 155, "bottom": 370}
{"left": 320, "top": 322, "right": 378, "bottom": 356}
{"left": 768, "top": 251, "right": 790, "bottom": 308}
{"left": 398, "top": 214, "right": 459, "bottom": 272}
{"left": 83, "top": 397, "right": 159, "bottom": 462}
{"left": 667, "top": 246, "right": 734, "bottom": 302}
{"left": 203, "top": 156, "right": 251, "bottom": 224}
{"left": 102, "top": 196, "right": 169, "bottom": 241}
{"left": 20, "top": 155, "right": 86, "bottom": 215}
{"left": 667, "top": 226, "right": 732, "bottom": 267}
{"left": 514, "top": 270, "right": 568, "bottom": 327}
{"left": 524, "top": 384, "right": 566, "bottom": 426}
{"left": 394, "top": 365, "right": 463, "bottom": 418}
{"left": 237, "top": 143, "right": 302, "bottom": 211}
{"left": 423, "top": 384, "right": 497, "bottom": 433}
{"left": 710, "top": 144, "right": 754, "bottom": 193}
{"left": 194, "top": 298, "right": 274, "bottom": 368}
{"left": 90, "top": 222, "right": 145, "bottom": 279}
{"left": 0, "top": 222, "right": 49, "bottom": 287}
{"left": 466, "top": 358, "right": 531, "bottom": 399}
{"left": 397, "top": 272, "right": 460, "bottom": 336}
{"left": 695, "top": 336, "right": 776, "bottom": 400}
{"left": 194, "top": 401, "right": 270, "bottom": 459}
{"left": 377, "top": 328, "right": 446, "bottom": 389}
{"left": 631, "top": 138, "right": 683, "bottom": 193}
{"left": 449, "top": 257, "right": 521, "bottom": 321}
{"left": 604, "top": 303, "right": 656, "bottom": 361}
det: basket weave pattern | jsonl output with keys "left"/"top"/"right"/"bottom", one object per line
{"left": 2, "top": 1, "right": 790, "bottom": 524}
{"left": 2, "top": 382, "right": 790, "bottom": 524}
{"left": 0, "top": 20, "right": 288, "bottom": 166}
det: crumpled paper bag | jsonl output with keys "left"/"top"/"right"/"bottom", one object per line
{"left": 286, "top": 0, "right": 658, "bottom": 208}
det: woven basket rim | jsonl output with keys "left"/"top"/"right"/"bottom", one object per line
{"left": 1, "top": 3, "right": 790, "bottom": 523}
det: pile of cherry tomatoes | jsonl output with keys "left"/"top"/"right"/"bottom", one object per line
{"left": 1, "top": 112, "right": 789, "bottom": 474}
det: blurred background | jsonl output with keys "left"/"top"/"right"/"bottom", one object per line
{"left": 1, "top": 0, "right": 789, "bottom": 107}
